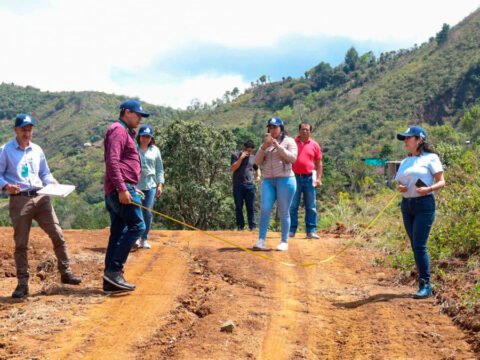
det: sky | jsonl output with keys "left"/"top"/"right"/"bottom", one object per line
{"left": 0, "top": 0, "right": 478, "bottom": 109}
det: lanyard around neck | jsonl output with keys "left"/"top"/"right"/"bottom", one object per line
{"left": 118, "top": 119, "right": 140, "bottom": 152}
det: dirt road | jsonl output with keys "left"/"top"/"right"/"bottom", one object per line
{"left": 0, "top": 228, "right": 476, "bottom": 359}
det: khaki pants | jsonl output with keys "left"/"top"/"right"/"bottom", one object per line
{"left": 9, "top": 194, "right": 71, "bottom": 284}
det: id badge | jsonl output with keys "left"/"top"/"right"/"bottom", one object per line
{"left": 21, "top": 164, "right": 29, "bottom": 178}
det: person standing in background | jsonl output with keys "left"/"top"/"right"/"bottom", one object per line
{"left": 289, "top": 122, "right": 323, "bottom": 239}
{"left": 136, "top": 124, "right": 164, "bottom": 249}
{"left": 231, "top": 139, "right": 261, "bottom": 231}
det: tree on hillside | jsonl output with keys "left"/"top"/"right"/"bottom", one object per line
{"left": 156, "top": 121, "right": 235, "bottom": 229}
{"left": 309, "top": 61, "right": 333, "bottom": 91}
{"left": 436, "top": 23, "right": 450, "bottom": 45}
{"left": 460, "top": 103, "right": 480, "bottom": 143}
{"left": 231, "top": 87, "right": 240, "bottom": 99}
{"left": 344, "top": 47, "right": 359, "bottom": 73}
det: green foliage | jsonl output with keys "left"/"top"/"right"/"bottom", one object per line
{"left": 435, "top": 23, "right": 450, "bottom": 45}
{"left": 428, "top": 147, "right": 480, "bottom": 260}
{"left": 156, "top": 120, "right": 236, "bottom": 230}
{"left": 460, "top": 101, "right": 480, "bottom": 143}
{"left": 344, "top": 47, "right": 359, "bottom": 73}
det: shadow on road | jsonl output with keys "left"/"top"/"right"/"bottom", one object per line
{"left": 0, "top": 287, "right": 105, "bottom": 303}
{"left": 333, "top": 293, "right": 414, "bottom": 309}
{"left": 217, "top": 247, "right": 273, "bottom": 252}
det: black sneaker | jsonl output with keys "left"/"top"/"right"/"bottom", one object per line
{"left": 103, "top": 271, "right": 136, "bottom": 291}
{"left": 12, "top": 284, "right": 29, "bottom": 299}
{"left": 103, "top": 279, "right": 131, "bottom": 294}
{"left": 61, "top": 272, "right": 82, "bottom": 285}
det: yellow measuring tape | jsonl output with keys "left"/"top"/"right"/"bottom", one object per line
{"left": 134, "top": 191, "right": 399, "bottom": 268}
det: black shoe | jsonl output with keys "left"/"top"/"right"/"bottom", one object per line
{"left": 103, "top": 271, "right": 136, "bottom": 291}
{"left": 12, "top": 284, "right": 29, "bottom": 299}
{"left": 61, "top": 272, "right": 82, "bottom": 285}
{"left": 103, "top": 279, "right": 131, "bottom": 294}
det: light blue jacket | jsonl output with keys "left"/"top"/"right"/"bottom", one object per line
{"left": 138, "top": 145, "right": 164, "bottom": 190}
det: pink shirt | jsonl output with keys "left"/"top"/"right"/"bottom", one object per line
{"left": 292, "top": 137, "right": 322, "bottom": 175}
{"left": 104, "top": 121, "right": 141, "bottom": 194}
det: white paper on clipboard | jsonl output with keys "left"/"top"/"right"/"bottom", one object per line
{"left": 37, "top": 184, "right": 76, "bottom": 197}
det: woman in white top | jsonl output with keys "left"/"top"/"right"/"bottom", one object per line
{"left": 395, "top": 126, "right": 445, "bottom": 298}
{"left": 253, "top": 117, "right": 297, "bottom": 251}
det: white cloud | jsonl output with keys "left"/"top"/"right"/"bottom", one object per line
{"left": 0, "top": 0, "right": 478, "bottom": 108}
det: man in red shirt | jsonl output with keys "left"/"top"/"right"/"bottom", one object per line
{"left": 289, "top": 123, "right": 323, "bottom": 239}
{"left": 103, "top": 99, "right": 149, "bottom": 294}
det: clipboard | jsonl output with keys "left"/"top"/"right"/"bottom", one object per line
{"left": 37, "top": 184, "right": 76, "bottom": 197}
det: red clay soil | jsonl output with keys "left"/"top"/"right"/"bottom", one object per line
{"left": 0, "top": 227, "right": 477, "bottom": 359}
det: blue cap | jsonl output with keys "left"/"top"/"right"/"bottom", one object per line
{"left": 120, "top": 99, "right": 150, "bottom": 117}
{"left": 397, "top": 126, "right": 427, "bottom": 140}
{"left": 267, "top": 117, "right": 283, "bottom": 127}
{"left": 139, "top": 124, "right": 154, "bottom": 137}
{"left": 15, "top": 113, "right": 37, "bottom": 128}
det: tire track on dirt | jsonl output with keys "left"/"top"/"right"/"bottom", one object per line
{"left": 259, "top": 242, "right": 311, "bottom": 360}
{"left": 43, "top": 237, "right": 188, "bottom": 360}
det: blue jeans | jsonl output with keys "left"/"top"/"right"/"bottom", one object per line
{"left": 104, "top": 184, "right": 146, "bottom": 273}
{"left": 140, "top": 188, "right": 156, "bottom": 240}
{"left": 259, "top": 177, "right": 296, "bottom": 243}
{"left": 401, "top": 195, "right": 435, "bottom": 282}
{"left": 233, "top": 183, "right": 256, "bottom": 230}
{"left": 290, "top": 175, "right": 317, "bottom": 234}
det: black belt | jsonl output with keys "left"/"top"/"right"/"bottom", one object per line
{"left": 295, "top": 173, "right": 313, "bottom": 177}
{"left": 11, "top": 190, "right": 39, "bottom": 197}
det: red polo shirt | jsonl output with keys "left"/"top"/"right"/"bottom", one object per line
{"left": 292, "top": 137, "right": 322, "bottom": 175}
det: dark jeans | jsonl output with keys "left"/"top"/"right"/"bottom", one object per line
{"left": 140, "top": 188, "right": 156, "bottom": 240}
{"left": 105, "top": 184, "right": 146, "bottom": 273}
{"left": 401, "top": 195, "right": 436, "bottom": 282}
{"left": 233, "top": 183, "right": 256, "bottom": 230}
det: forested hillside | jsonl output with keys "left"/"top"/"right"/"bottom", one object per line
{"left": 1, "top": 8, "right": 479, "bottom": 229}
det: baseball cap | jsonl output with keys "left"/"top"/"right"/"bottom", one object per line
{"left": 267, "top": 117, "right": 283, "bottom": 127}
{"left": 120, "top": 99, "right": 150, "bottom": 117}
{"left": 139, "top": 125, "right": 154, "bottom": 137}
{"left": 397, "top": 126, "right": 427, "bottom": 140}
{"left": 15, "top": 114, "right": 37, "bottom": 128}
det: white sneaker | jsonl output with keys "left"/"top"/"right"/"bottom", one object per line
{"left": 307, "top": 232, "right": 320, "bottom": 239}
{"left": 253, "top": 240, "right": 269, "bottom": 251}
{"left": 140, "top": 240, "right": 151, "bottom": 249}
{"left": 276, "top": 242, "right": 289, "bottom": 251}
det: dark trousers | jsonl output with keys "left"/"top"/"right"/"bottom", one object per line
{"left": 233, "top": 183, "right": 256, "bottom": 230}
{"left": 401, "top": 195, "right": 436, "bottom": 282}
{"left": 104, "top": 184, "right": 146, "bottom": 273}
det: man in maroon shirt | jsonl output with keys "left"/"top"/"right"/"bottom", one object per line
{"left": 103, "top": 99, "right": 149, "bottom": 294}
{"left": 289, "top": 122, "right": 323, "bottom": 239}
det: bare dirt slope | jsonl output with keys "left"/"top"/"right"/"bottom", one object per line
{"left": 0, "top": 227, "right": 476, "bottom": 359}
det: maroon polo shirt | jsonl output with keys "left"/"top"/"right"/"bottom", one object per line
{"left": 104, "top": 121, "right": 141, "bottom": 194}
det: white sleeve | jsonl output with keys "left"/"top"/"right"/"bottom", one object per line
{"left": 428, "top": 154, "right": 443, "bottom": 175}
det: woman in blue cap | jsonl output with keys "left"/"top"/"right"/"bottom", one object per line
{"left": 253, "top": 117, "right": 297, "bottom": 251}
{"left": 395, "top": 126, "right": 446, "bottom": 298}
{"left": 136, "top": 125, "right": 165, "bottom": 249}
